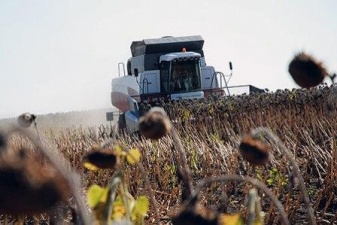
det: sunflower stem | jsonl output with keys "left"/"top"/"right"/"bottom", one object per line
{"left": 251, "top": 127, "right": 316, "bottom": 225}
{"left": 103, "top": 174, "right": 121, "bottom": 225}
{"left": 246, "top": 188, "right": 257, "bottom": 225}
{"left": 171, "top": 127, "right": 194, "bottom": 201}
{"left": 119, "top": 175, "right": 132, "bottom": 223}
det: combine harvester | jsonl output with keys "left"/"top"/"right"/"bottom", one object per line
{"left": 109, "top": 35, "right": 264, "bottom": 133}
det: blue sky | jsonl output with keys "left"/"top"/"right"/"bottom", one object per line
{"left": 1, "top": 1, "right": 336, "bottom": 118}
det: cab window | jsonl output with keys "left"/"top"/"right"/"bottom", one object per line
{"left": 170, "top": 59, "right": 201, "bottom": 92}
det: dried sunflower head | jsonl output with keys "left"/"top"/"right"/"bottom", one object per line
{"left": 83, "top": 146, "right": 119, "bottom": 170}
{"left": 0, "top": 132, "right": 7, "bottom": 151}
{"left": 138, "top": 107, "right": 172, "bottom": 140}
{"left": 18, "top": 113, "right": 36, "bottom": 128}
{"left": 288, "top": 52, "right": 328, "bottom": 88}
{"left": 239, "top": 134, "right": 270, "bottom": 166}
{"left": 0, "top": 149, "right": 71, "bottom": 215}
{"left": 171, "top": 203, "right": 219, "bottom": 225}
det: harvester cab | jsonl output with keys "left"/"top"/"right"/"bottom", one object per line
{"left": 110, "top": 35, "right": 233, "bottom": 133}
{"left": 159, "top": 50, "right": 204, "bottom": 100}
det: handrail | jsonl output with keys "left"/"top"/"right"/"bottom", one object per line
{"left": 210, "top": 71, "right": 231, "bottom": 96}
{"left": 118, "top": 62, "right": 126, "bottom": 77}
{"left": 141, "top": 78, "right": 150, "bottom": 94}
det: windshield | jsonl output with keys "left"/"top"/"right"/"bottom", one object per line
{"left": 170, "top": 59, "right": 201, "bottom": 93}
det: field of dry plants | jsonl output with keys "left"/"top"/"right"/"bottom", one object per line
{"left": 0, "top": 52, "right": 336, "bottom": 224}
{"left": 1, "top": 84, "right": 337, "bottom": 225}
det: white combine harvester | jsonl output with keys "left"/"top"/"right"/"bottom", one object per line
{"left": 109, "top": 35, "right": 264, "bottom": 133}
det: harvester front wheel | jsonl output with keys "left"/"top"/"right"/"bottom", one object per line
{"left": 118, "top": 113, "right": 126, "bottom": 131}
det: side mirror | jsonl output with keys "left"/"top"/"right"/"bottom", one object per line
{"left": 127, "top": 60, "right": 132, "bottom": 76}
{"left": 229, "top": 62, "right": 233, "bottom": 70}
{"left": 134, "top": 68, "right": 139, "bottom": 77}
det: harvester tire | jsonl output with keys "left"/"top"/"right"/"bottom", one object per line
{"left": 118, "top": 113, "right": 126, "bottom": 131}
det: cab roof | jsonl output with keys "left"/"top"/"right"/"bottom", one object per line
{"left": 131, "top": 35, "right": 204, "bottom": 57}
{"left": 159, "top": 52, "right": 201, "bottom": 62}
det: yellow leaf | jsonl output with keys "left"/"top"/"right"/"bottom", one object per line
{"left": 132, "top": 196, "right": 149, "bottom": 217}
{"left": 111, "top": 196, "right": 127, "bottom": 220}
{"left": 126, "top": 148, "right": 141, "bottom": 165}
{"left": 84, "top": 162, "right": 98, "bottom": 171}
{"left": 183, "top": 110, "right": 190, "bottom": 120}
{"left": 114, "top": 145, "right": 126, "bottom": 156}
{"left": 87, "top": 184, "right": 108, "bottom": 208}
{"left": 111, "top": 205, "right": 126, "bottom": 220}
{"left": 218, "top": 213, "right": 244, "bottom": 225}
